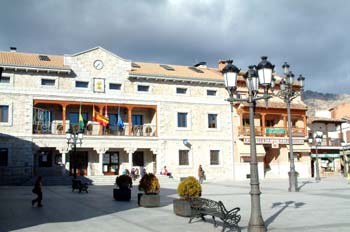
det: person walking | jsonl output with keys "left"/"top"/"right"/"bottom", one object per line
{"left": 198, "top": 165, "right": 205, "bottom": 184}
{"left": 32, "top": 176, "right": 43, "bottom": 207}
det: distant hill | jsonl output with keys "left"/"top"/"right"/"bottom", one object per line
{"left": 303, "top": 90, "right": 350, "bottom": 117}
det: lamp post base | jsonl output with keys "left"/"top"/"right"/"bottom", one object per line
{"left": 288, "top": 171, "right": 299, "bottom": 192}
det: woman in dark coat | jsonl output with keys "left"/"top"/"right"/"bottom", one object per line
{"left": 32, "top": 176, "right": 43, "bottom": 207}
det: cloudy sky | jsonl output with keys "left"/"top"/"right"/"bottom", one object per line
{"left": 0, "top": 0, "right": 349, "bottom": 93}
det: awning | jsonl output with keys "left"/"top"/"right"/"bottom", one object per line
{"left": 286, "top": 143, "right": 311, "bottom": 153}
{"left": 237, "top": 140, "right": 265, "bottom": 156}
{"left": 310, "top": 153, "right": 340, "bottom": 158}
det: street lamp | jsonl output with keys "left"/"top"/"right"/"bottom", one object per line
{"left": 272, "top": 62, "right": 305, "bottom": 192}
{"left": 66, "top": 128, "right": 83, "bottom": 179}
{"left": 309, "top": 131, "right": 323, "bottom": 182}
{"left": 223, "top": 56, "right": 275, "bottom": 232}
{"left": 341, "top": 140, "right": 348, "bottom": 178}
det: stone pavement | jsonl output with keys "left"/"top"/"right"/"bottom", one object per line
{"left": 1, "top": 176, "right": 350, "bottom": 232}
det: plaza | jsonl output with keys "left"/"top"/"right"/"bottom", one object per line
{"left": 1, "top": 176, "right": 350, "bottom": 232}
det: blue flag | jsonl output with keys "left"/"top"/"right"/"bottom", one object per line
{"left": 117, "top": 107, "right": 124, "bottom": 129}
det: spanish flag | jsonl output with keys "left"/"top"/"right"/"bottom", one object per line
{"left": 92, "top": 106, "right": 109, "bottom": 126}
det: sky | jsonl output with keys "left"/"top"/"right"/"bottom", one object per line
{"left": 0, "top": 0, "right": 349, "bottom": 94}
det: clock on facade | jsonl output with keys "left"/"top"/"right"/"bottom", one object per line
{"left": 93, "top": 60, "right": 104, "bottom": 70}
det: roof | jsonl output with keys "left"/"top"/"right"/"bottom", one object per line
{"left": 309, "top": 117, "right": 346, "bottom": 124}
{"left": 129, "top": 62, "right": 224, "bottom": 81}
{"left": 237, "top": 96, "right": 308, "bottom": 110}
{"left": 0, "top": 51, "right": 70, "bottom": 71}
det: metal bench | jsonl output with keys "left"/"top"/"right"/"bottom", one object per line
{"left": 189, "top": 198, "right": 241, "bottom": 232}
{"left": 72, "top": 179, "right": 88, "bottom": 193}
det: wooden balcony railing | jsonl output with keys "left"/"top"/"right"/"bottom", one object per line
{"left": 238, "top": 126, "right": 306, "bottom": 137}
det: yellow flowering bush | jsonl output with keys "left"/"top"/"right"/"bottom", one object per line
{"left": 138, "top": 173, "right": 160, "bottom": 194}
{"left": 177, "top": 176, "right": 202, "bottom": 199}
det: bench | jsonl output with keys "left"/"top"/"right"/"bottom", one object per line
{"left": 72, "top": 179, "right": 89, "bottom": 193}
{"left": 189, "top": 198, "right": 241, "bottom": 232}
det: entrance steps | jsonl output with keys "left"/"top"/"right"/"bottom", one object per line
{"left": 22, "top": 174, "right": 178, "bottom": 186}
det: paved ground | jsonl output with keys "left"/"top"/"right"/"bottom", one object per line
{"left": 1, "top": 176, "right": 350, "bottom": 232}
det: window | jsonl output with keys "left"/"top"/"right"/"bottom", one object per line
{"left": 179, "top": 150, "right": 189, "bottom": 166}
{"left": 210, "top": 150, "right": 220, "bottom": 165}
{"left": 177, "top": 112, "right": 187, "bottom": 128}
{"left": 109, "top": 83, "right": 121, "bottom": 90}
{"left": 75, "top": 81, "right": 89, "bottom": 88}
{"left": 0, "top": 148, "right": 8, "bottom": 166}
{"left": 38, "top": 151, "right": 53, "bottom": 167}
{"left": 137, "top": 85, "right": 149, "bottom": 92}
{"left": 132, "top": 115, "right": 143, "bottom": 125}
{"left": 208, "top": 114, "right": 217, "bottom": 128}
{"left": 160, "top": 64, "right": 175, "bottom": 71}
{"left": 0, "top": 76, "right": 10, "bottom": 83}
{"left": 41, "top": 79, "right": 55, "bottom": 86}
{"left": 0, "top": 105, "right": 9, "bottom": 123}
{"left": 176, "top": 87, "right": 187, "bottom": 94}
{"left": 69, "top": 112, "right": 88, "bottom": 130}
{"left": 207, "top": 90, "right": 216, "bottom": 96}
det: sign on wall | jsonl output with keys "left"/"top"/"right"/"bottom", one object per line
{"left": 243, "top": 137, "right": 304, "bottom": 145}
{"left": 93, "top": 78, "right": 105, "bottom": 93}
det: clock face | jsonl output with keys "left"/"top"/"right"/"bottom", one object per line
{"left": 93, "top": 60, "right": 104, "bottom": 70}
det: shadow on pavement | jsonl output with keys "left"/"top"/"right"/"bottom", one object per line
{"left": 265, "top": 201, "right": 306, "bottom": 228}
{"left": 0, "top": 184, "right": 177, "bottom": 232}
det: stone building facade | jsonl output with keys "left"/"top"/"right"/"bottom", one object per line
{"left": 0, "top": 46, "right": 309, "bottom": 184}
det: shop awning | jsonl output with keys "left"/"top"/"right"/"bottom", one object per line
{"left": 237, "top": 140, "right": 265, "bottom": 156}
{"left": 286, "top": 143, "right": 311, "bottom": 153}
{"left": 310, "top": 153, "right": 340, "bottom": 158}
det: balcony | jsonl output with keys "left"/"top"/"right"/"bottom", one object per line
{"left": 238, "top": 126, "right": 306, "bottom": 137}
{"left": 32, "top": 100, "right": 157, "bottom": 137}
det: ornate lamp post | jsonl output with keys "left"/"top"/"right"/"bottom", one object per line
{"left": 272, "top": 62, "right": 305, "bottom": 192}
{"left": 309, "top": 131, "right": 323, "bottom": 182}
{"left": 222, "top": 56, "right": 275, "bottom": 232}
{"left": 66, "top": 129, "right": 83, "bottom": 179}
{"left": 341, "top": 140, "right": 348, "bottom": 178}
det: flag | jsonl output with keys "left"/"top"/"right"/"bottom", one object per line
{"left": 92, "top": 105, "right": 96, "bottom": 121}
{"left": 117, "top": 106, "right": 124, "bottom": 129}
{"left": 79, "top": 102, "right": 84, "bottom": 130}
{"left": 92, "top": 106, "right": 109, "bottom": 127}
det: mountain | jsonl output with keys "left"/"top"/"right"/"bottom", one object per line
{"left": 303, "top": 90, "right": 350, "bottom": 117}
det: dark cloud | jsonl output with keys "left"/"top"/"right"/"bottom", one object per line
{"left": 0, "top": 0, "right": 349, "bottom": 93}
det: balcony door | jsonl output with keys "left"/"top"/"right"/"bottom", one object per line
{"left": 103, "top": 152, "right": 119, "bottom": 175}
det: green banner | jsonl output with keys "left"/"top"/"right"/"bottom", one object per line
{"left": 265, "top": 128, "right": 286, "bottom": 134}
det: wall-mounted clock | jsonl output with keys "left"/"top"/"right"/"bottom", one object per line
{"left": 93, "top": 60, "right": 104, "bottom": 70}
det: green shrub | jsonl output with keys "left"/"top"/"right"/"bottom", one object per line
{"left": 138, "top": 173, "right": 160, "bottom": 194}
{"left": 177, "top": 176, "right": 201, "bottom": 199}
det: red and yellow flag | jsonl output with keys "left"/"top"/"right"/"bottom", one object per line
{"left": 92, "top": 106, "right": 109, "bottom": 126}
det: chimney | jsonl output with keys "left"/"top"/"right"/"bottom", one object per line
{"left": 10, "top": 47, "right": 17, "bottom": 52}
{"left": 194, "top": 61, "right": 207, "bottom": 68}
{"left": 218, "top": 60, "right": 226, "bottom": 71}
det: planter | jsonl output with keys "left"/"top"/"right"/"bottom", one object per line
{"left": 113, "top": 188, "right": 131, "bottom": 201}
{"left": 173, "top": 198, "right": 192, "bottom": 217}
{"left": 139, "top": 193, "right": 160, "bottom": 207}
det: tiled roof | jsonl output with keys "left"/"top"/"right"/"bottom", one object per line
{"left": 130, "top": 62, "right": 224, "bottom": 81}
{"left": 238, "top": 96, "right": 307, "bottom": 110}
{"left": 309, "top": 117, "right": 346, "bottom": 123}
{"left": 0, "top": 51, "right": 70, "bottom": 70}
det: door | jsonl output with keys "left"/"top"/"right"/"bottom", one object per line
{"left": 70, "top": 151, "right": 88, "bottom": 176}
{"left": 103, "top": 152, "right": 120, "bottom": 175}
{"left": 133, "top": 151, "right": 144, "bottom": 167}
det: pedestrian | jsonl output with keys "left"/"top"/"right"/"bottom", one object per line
{"left": 141, "top": 167, "right": 146, "bottom": 178}
{"left": 198, "top": 165, "right": 205, "bottom": 184}
{"left": 32, "top": 176, "right": 43, "bottom": 207}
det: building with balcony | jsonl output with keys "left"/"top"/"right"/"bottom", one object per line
{"left": 0, "top": 47, "right": 235, "bottom": 184}
{"left": 308, "top": 109, "right": 346, "bottom": 177}
{"left": 229, "top": 80, "right": 309, "bottom": 179}
{"left": 0, "top": 46, "right": 310, "bottom": 184}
